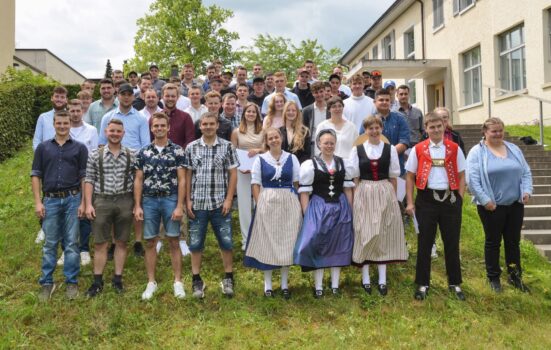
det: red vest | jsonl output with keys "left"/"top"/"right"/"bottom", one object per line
{"left": 415, "top": 139, "right": 460, "bottom": 190}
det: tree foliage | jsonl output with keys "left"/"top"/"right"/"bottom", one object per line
{"left": 127, "top": 0, "right": 239, "bottom": 77}
{"left": 238, "top": 34, "right": 343, "bottom": 83}
{"left": 104, "top": 59, "right": 113, "bottom": 79}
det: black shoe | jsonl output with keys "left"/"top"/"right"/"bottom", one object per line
{"left": 489, "top": 278, "right": 503, "bottom": 293}
{"left": 86, "top": 282, "right": 103, "bottom": 297}
{"left": 134, "top": 241, "right": 145, "bottom": 258}
{"left": 449, "top": 285, "right": 466, "bottom": 301}
{"left": 378, "top": 284, "right": 388, "bottom": 296}
{"left": 508, "top": 271, "right": 530, "bottom": 293}
{"left": 111, "top": 279, "right": 124, "bottom": 294}
{"left": 362, "top": 284, "right": 372, "bottom": 295}
{"left": 107, "top": 244, "right": 115, "bottom": 261}
{"left": 331, "top": 288, "right": 341, "bottom": 296}
{"left": 281, "top": 288, "right": 291, "bottom": 300}
{"left": 264, "top": 289, "right": 275, "bottom": 297}
{"left": 313, "top": 289, "right": 324, "bottom": 299}
{"left": 414, "top": 286, "right": 429, "bottom": 300}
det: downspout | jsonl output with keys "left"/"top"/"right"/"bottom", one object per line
{"left": 415, "top": 0, "right": 426, "bottom": 60}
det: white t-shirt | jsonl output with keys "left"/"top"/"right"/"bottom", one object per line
{"left": 315, "top": 119, "right": 359, "bottom": 159}
{"left": 70, "top": 122, "right": 99, "bottom": 151}
{"left": 343, "top": 95, "right": 377, "bottom": 131}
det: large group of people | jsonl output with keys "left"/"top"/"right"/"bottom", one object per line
{"left": 31, "top": 60, "right": 533, "bottom": 303}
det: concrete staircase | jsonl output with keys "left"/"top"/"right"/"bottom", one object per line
{"left": 454, "top": 124, "right": 551, "bottom": 262}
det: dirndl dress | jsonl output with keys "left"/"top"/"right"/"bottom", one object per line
{"left": 293, "top": 156, "right": 354, "bottom": 271}
{"left": 352, "top": 142, "right": 408, "bottom": 265}
{"left": 244, "top": 152, "right": 302, "bottom": 270}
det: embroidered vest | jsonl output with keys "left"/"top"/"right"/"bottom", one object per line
{"left": 357, "top": 143, "right": 390, "bottom": 181}
{"left": 415, "top": 139, "right": 459, "bottom": 190}
{"left": 311, "top": 156, "right": 345, "bottom": 203}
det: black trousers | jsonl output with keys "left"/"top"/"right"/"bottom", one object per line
{"left": 415, "top": 189, "right": 462, "bottom": 286}
{"left": 477, "top": 202, "right": 524, "bottom": 280}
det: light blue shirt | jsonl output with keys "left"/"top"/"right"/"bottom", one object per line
{"left": 486, "top": 151, "right": 523, "bottom": 205}
{"left": 32, "top": 109, "right": 55, "bottom": 150}
{"left": 98, "top": 107, "right": 150, "bottom": 150}
{"left": 85, "top": 99, "right": 119, "bottom": 132}
{"left": 261, "top": 90, "right": 302, "bottom": 115}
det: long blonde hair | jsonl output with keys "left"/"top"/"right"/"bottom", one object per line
{"left": 264, "top": 93, "right": 286, "bottom": 128}
{"left": 282, "top": 101, "right": 309, "bottom": 153}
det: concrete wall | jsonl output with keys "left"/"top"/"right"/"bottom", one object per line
{"left": 15, "top": 50, "right": 86, "bottom": 84}
{"left": 0, "top": 0, "right": 16, "bottom": 73}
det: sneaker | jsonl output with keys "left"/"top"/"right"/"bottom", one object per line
{"left": 57, "top": 253, "right": 65, "bottom": 266}
{"left": 331, "top": 288, "right": 341, "bottom": 296}
{"left": 142, "top": 281, "right": 158, "bottom": 300}
{"left": 264, "top": 289, "right": 275, "bottom": 297}
{"left": 313, "top": 289, "right": 324, "bottom": 299}
{"left": 174, "top": 281, "right": 186, "bottom": 299}
{"left": 220, "top": 278, "right": 234, "bottom": 297}
{"left": 282, "top": 288, "right": 291, "bottom": 300}
{"left": 431, "top": 244, "right": 438, "bottom": 259}
{"left": 192, "top": 279, "right": 205, "bottom": 299}
{"left": 66, "top": 284, "right": 79, "bottom": 300}
{"left": 156, "top": 240, "right": 163, "bottom": 254}
{"left": 133, "top": 242, "right": 144, "bottom": 258}
{"left": 489, "top": 278, "right": 503, "bottom": 293}
{"left": 86, "top": 282, "right": 103, "bottom": 297}
{"left": 414, "top": 286, "right": 429, "bottom": 300}
{"left": 179, "top": 240, "right": 190, "bottom": 256}
{"left": 111, "top": 278, "right": 124, "bottom": 294}
{"left": 508, "top": 271, "right": 530, "bottom": 293}
{"left": 362, "top": 284, "right": 372, "bottom": 295}
{"left": 378, "top": 284, "right": 388, "bottom": 296}
{"left": 35, "top": 228, "right": 45, "bottom": 244}
{"left": 449, "top": 285, "right": 466, "bottom": 301}
{"left": 107, "top": 244, "right": 115, "bottom": 261}
{"left": 38, "top": 284, "right": 56, "bottom": 302}
{"left": 80, "top": 252, "right": 91, "bottom": 266}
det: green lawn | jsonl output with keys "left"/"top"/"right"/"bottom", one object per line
{"left": 1, "top": 143, "right": 551, "bottom": 349}
{"left": 506, "top": 125, "right": 551, "bottom": 150}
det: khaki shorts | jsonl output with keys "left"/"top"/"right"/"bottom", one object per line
{"left": 92, "top": 193, "right": 134, "bottom": 244}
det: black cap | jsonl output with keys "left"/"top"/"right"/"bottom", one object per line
{"left": 252, "top": 77, "right": 265, "bottom": 84}
{"left": 149, "top": 64, "right": 159, "bottom": 70}
{"left": 127, "top": 71, "right": 138, "bottom": 77}
{"left": 118, "top": 83, "right": 134, "bottom": 94}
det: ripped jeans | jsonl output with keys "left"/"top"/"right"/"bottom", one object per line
{"left": 188, "top": 206, "right": 233, "bottom": 252}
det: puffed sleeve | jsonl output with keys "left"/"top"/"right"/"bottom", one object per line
{"left": 348, "top": 146, "right": 360, "bottom": 179}
{"left": 251, "top": 156, "right": 262, "bottom": 185}
{"left": 343, "top": 158, "right": 355, "bottom": 188}
{"left": 291, "top": 154, "right": 301, "bottom": 182}
{"left": 298, "top": 159, "right": 315, "bottom": 193}
{"left": 404, "top": 145, "right": 418, "bottom": 174}
{"left": 389, "top": 145, "right": 401, "bottom": 178}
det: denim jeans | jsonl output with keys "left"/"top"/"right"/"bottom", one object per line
{"left": 61, "top": 218, "right": 91, "bottom": 253}
{"left": 39, "top": 193, "right": 81, "bottom": 285}
{"left": 142, "top": 194, "right": 181, "bottom": 240}
{"left": 188, "top": 207, "right": 233, "bottom": 251}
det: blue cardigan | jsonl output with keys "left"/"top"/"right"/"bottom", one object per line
{"left": 466, "top": 140, "right": 533, "bottom": 206}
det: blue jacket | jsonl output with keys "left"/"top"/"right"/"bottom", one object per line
{"left": 466, "top": 140, "right": 532, "bottom": 206}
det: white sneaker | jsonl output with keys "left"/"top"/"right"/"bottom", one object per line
{"left": 57, "top": 253, "right": 65, "bottom": 266}
{"left": 431, "top": 244, "right": 438, "bottom": 259}
{"left": 179, "top": 240, "right": 190, "bottom": 256}
{"left": 156, "top": 240, "right": 163, "bottom": 254}
{"left": 80, "top": 252, "right": 91, "bottom": 266}
{"left": 141, "top": 281, "right": 158, "bottom": 300}
{"left": 173, "top": 281, "right": 186, "bottom": 299}
{"left": 35, "top": 229, "right": 45, "bottom": 244}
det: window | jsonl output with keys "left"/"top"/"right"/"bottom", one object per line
{"left": 404, "top": 28, "right": 415, "bottom": 59}
{"left": 433, "top": 0, "right": 444, "bottom": 29}
{"left": 499, "top": 25, "right": 526, "bottom": 92}
{"left": 453, "top": 0, "right": 475, "bottom": 15}
{"left": 382, "top": 31, "right": 395, "bottom": 59}
{"left": 407, "top": 80, "right": 417, "bottom": 104}
{"left": 372, "top": 45, "right": 378, "bottom": 59}
{"left": 462, "top": 46, "right": 482, "bottom": 105}
{"left": 364, "top": 52, "right": 370, "bottom": 60}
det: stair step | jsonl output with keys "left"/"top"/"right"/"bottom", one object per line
{"left": 523, "top": 216, "right": 551, "bottom": 230}
{"left": 525, "top": 204, "right": 551, "bottom": 216}
{"left": 527, "top": 194, "right": 551, "bottom": 205}
{"left": 527, "top": 162, "right": 551, "bottom": 169}
{"left": 534, "top": 185, "right": 551, "bottom": 194}
{"left": 533, "top": 176, "right": 551, "bottom": 185}
{"left": 535, "top": 244, "right": 551, "bottom": 259}
{"left": 522, "top": 230, "right": 551, "bottom": 244}
{"left": 531, "top": 169, "right": 551, "bottom": 176}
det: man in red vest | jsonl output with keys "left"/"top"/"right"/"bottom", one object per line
{"left": 405, "top": 112, "right": 466, "bottom": 301}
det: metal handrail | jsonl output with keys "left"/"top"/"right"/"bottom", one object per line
{"left": 484, "top": 84, "right": 550, "bottom": 146}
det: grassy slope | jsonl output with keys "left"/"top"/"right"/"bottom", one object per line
{"left": 505, "top": 125, "right": 551, "bottom": 150}
{"left": 1, "top": 143, "right": 551, "bottom": 349}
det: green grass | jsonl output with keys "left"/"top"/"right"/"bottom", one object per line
{"left": 2, "top": 142, "right": 551, "bottom": 349}
{"left": 505, "top": 125, "right": 551, "bottom": 150}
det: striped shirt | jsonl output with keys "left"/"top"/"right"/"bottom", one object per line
{"left": 85, "top": 146, "right": 136, "bottom": 195}
{"left": 184, "top": 136, "right": 239, "bottom": 210}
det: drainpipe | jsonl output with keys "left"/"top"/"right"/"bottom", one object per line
{"left": 415, "top": 0, "right": 426, "bottom": 60}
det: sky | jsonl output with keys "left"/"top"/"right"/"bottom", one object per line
{"left": 15, "top": 0, "right": 395, "bottom": 78}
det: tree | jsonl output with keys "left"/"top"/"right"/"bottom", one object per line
{"left": 238, "top": 35, "right": 343, "bottom": 84}
{"left": 127, "top": 0, "right": 239, "bottom": 77}
{"left": 104, "top": 59, "right": 113, "bottom": 79}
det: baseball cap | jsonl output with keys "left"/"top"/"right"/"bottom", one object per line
{"left": 118, "top": 83, "right": 134, "bottom": 94}
{"left": 252, "top": 77, "right": 265, "bottom": 84}
{"left": 371, "top": 70, "right": 382, "bottom": 77}
{"left": 384, "top": 80, "right": 396, "bottom": 89}
{"left": 149, "top": 64, "right": 159, "bottom": 70}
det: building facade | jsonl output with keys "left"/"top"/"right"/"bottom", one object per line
{"left": 340, "top": 0, "right": 551, "bottom": 125}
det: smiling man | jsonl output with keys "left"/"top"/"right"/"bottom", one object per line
{"left": 32, "top": 86, "right": 68, "bottom": 150}
{"left": 85, "top": 79, "right": 118, "bottom": 132}
{"left": 156, "top": 83, "right": 195, "bottom": 149}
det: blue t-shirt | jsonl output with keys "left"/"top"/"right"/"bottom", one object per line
{"left": 487, "top": 151, "right": 522, "bottom": 205}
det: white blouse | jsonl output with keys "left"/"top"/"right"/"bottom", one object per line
{"left": 251, "top": 151, "right": 300, "bottom": 185}
{"left": 298, "top": 158, "right": 355, "bottom": 193}
{"left": 314, "top": 119, "right": 359, "bottom": 159}
{"left": 349, "top": 140, "right": 400, "bottom": 179}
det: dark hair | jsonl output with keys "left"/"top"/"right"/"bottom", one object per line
{"left": 200, "top": 112, "right": 220, "bottom": 124}
{"left": 53, "top": 86, "right": 68, "bottom": 95}
{"left": 99, "top": 78, "right": 114, "bottom": 87}
{"left": 375, "top": 88, "right": 391, "bottom": 99}
{"left": 236, "top": 83, "right": 249, "bottom": 90}
{"left": 151, "top": 112, "right": 169, "bottom": 124}
{"left": 397, "top": 84, "right": 410, "bottom": 91}
{"left": 327, "top": 96, "right": 344, "bottom": 110}
{"left": 329, "top": 74, "right": 341, "bottom": 82}
{"left": 310, "top": 81, "right": 325, "bottom": 93}
{"left": 107, "top": 118, "right": 124, "bottom": 127}
{"left": 68, "top": 99, "right": 83, "bottom": 107}
{"left": 222, "top": 92, "right": 237, "bottom": 102}
{"left": 53, "top": 110, "right": 70, "bottom": 120}
{"left": 239, "top": 103, "right": 263, "bottom": 134}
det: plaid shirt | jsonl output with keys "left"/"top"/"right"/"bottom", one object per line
{"left": 184, "top": 137, "right": 239, "bottom": 210}
{"left": 85, "top": 146, "right": 136, "bottom": 195}
{"left": 220, "top": 112, "right": 241, "bottom": 130}
{"left": 135, "top": 140, "right": 186, "bottom": 196}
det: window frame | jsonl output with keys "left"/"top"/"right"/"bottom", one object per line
{"left": 372, "top": 45, "right": 379, "bottom": 60}
{"left": 404, "top": 27, "right": 415, "bottom": 59}
{"left": 498, "top": 24, "right": 526, "bottom": 92}
{"left": 381, "top": 30, "right": 395, "bottom": 59}
{"left": 433, "top": 0, "right": 444, "bottom": 29}
{"left": 462, "top": 46, "right": 482, "bottom": 106}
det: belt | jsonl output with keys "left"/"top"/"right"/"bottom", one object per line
{"left": 144, "top": 192, "right": 173, "bottom": 197}
{"left": 43, "top": 188, "right": 80, "bottom": 198}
